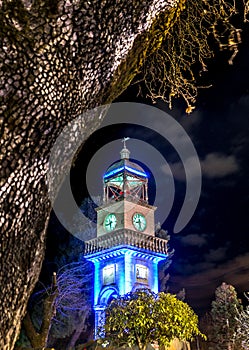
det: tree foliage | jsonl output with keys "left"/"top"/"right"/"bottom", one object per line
{"left": 99, "top": 289, "right": 205, "bottom": 350}
{"left": 236, "top": 292, "right": 249, "bottom": 350}
{"left": 208, "top": 282, "right": 242, "bottom": 350}
{"left": 142, "top": 0, "right": 248, "bottom": 112}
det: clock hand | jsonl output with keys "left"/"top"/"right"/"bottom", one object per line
{"left": 136, "top": 218, "right": 142, "bottom": 228}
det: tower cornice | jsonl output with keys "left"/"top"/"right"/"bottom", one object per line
{"left": 84, "top": 245, "right": 167, "bottom": 263}
{"left": 85, "top": 228, "right": 168, "bottom": 256}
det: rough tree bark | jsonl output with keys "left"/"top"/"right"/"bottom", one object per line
{"left": 0, "top": 0, "right": 180, "bottom": 349}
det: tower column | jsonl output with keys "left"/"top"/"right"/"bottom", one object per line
{"left": 124, "top": 253, "right": 133, "bottom": 294}
{"left": 145, "top": 183, "right": 148, "bottom": 202}
{"left": 93, "top": 261, "right": 101, "bottom": 306}
{"left": 152, "top": 261, "right": 159, "bottom": 293}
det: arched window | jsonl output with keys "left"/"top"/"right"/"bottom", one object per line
{"left": 98, "top": 286, "right": 119, "bottom": 306}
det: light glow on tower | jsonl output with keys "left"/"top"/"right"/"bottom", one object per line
{"left": 84, "top": 140, "right": 169, "bottom": 338}
{"left": 103, "top": 165, "right": 148, "bottom": 179}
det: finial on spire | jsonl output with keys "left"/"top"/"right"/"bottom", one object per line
{"left": 120, "top": 137, "right": 130, "bottom": 159}
{"left": 122, "top": 137, "right": 130, "bottom": 148}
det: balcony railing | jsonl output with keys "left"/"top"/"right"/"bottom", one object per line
{"left": 84, "top": 229, "right": 168, "bottom": 255}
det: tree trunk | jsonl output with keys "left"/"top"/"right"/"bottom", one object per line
{"left": 0, "top": 1, "right": 179, "bottom": 349}
{"left": 65, "top": 311, "right": 89, "bottom": 350}
{"left": 23, "top": 279, "right": 58, "bottom": 349}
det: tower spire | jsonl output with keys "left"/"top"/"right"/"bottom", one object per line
{"left": 120, "top": 137, "right": 130, "bottom": 159}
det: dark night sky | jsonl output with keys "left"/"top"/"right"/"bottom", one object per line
{"left": 49, "top": 20, "right": 249, "bottom": 315}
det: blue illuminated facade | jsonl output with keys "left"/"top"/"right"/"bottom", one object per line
{"left": 84, "top": 140, "right": 169, "bottom": 337}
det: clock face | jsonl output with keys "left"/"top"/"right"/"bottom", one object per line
{"left": 133, "top": 213, "right": 146, "bottom": 231}
{"left": 104, "top": 213, "right": 117, "bottom": 232}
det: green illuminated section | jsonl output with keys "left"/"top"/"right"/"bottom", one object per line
{"left": 126, "top": 175, "right": 144, "bottom": 188}
{"left": 107, "top": 174, "right": 144, "bottom": 189}
{"left": 108, "top": 175, "right": 124, "bottom": 188}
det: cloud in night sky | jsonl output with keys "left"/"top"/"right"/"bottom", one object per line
{"left": 181, "top": 234, "right": 208, "bottom": 247}
{"left": 177, "top": 261, "right": 216, "bottom": 275}
{"left": 200, "top": 153, "right": 239, "bottom": 178}
{"left": 161, "top": 152, "right": 239, "bottom": 181}
{"left": 170, "top": 253, "right": 249, "bottom": 313}
{"left": 174, "top": 242, "right": 230, "bottom": 275}
{"left": 161, "top": 156, "right": 201, "bottom": 181}
{"left": 204, "top": 245, "right": 229, "bottom": 263}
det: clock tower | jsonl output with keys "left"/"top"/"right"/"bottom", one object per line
{"left": 84, "top": 139, "right": 169, "bottom": 337}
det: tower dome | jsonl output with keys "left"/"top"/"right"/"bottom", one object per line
{"left": 103, "top": 138, "right": 148, "bottom": 203}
